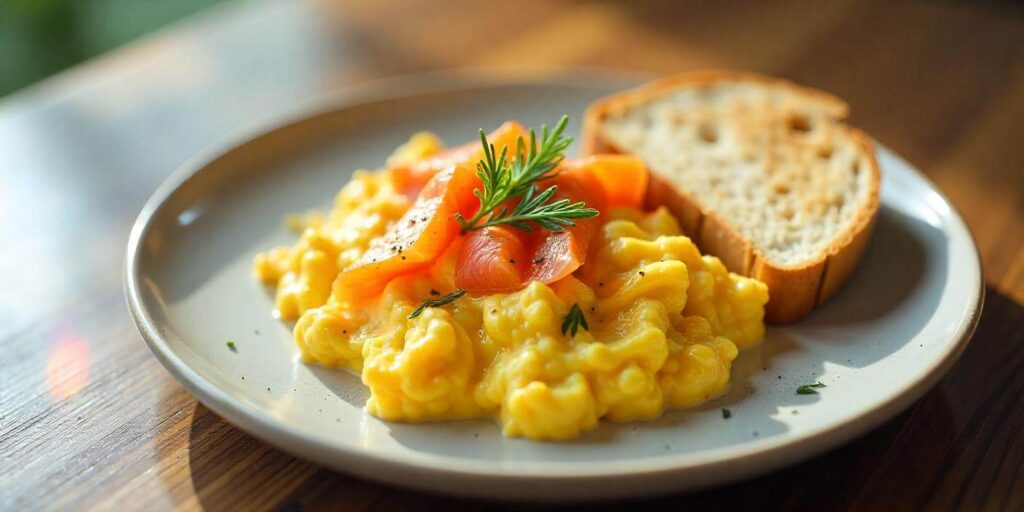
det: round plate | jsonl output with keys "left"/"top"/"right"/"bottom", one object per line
{"left": 125, "top": 71, "right": 983, "bottom": 501}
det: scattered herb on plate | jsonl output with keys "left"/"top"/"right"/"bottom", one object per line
{"left": 226, "top": 340, "right": 237, "bottom": 352}
{"left": 722, "top": 408, "right": 732, "bottom": 419}
{"left": 796, "top": 382, "right": 826, "bottom": 395}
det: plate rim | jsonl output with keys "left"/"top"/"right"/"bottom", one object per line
{"left": 124, "top": 69, "right": 984, "bottom": 494}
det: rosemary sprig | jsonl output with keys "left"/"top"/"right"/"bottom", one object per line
{"left": 455, "top": 116, "right": 599, "bottom": 233}
{"left": 469, "top": 183, "right": 598, "bottom": 232}
{"left": 408, "top": 289, "right": 466, "bottom": 319}
{"left": 561, "top": 303, "right": 590, "bottom": 337}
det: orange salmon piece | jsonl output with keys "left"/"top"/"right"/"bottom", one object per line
{"left": 565, "top": 154, "right": 648, "bottom": 209}
{"left": 454, "top": 168, "right": 608, "bottom": 294}
{"left": 333, "top": 164, "right": 480, "bottom": 302}
{"left": 455, "top": 226, "right": 530, "bottom": 294}
{"left": 527, "top": 169, "right": 608, "bottom": 284}
{"left": 390, "top": 121, "right": 527, "bottom": 196}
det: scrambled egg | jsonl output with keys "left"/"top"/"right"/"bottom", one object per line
{"left": 254, "top": 136, "right": 768, "bottom": 441}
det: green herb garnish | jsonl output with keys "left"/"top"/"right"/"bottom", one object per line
{"left": 455, "top": 116, "right": 598, "bottom": 233}
{"left": 226, "top": 341, "right": 237, "bottom": 352}
{"left": 796, "top": 382, "right": 826, "bottom": 395}
{"left": 722, "top": 408, "right": 732, "bottom": 419}
{"left": 409, "top": 289, "right": 466, "bottom": 319}
{"left": 561, "top": 303, "right": 590, "bottom": 336}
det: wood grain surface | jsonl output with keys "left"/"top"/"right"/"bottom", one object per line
{"left": 2, "top": 1, "right": 1022, "bottom": 510}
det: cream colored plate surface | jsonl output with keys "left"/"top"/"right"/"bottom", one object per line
{"left": 125, "top": 72, "right": 982, "bottom": 501}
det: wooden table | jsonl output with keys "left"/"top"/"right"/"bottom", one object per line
{"left": 2, "top": 1, "right": 1022, "bottom": 510}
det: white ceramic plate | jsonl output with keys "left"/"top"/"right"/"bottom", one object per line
{"left": 125, "top": 71, "right": 983, "bottom": 501}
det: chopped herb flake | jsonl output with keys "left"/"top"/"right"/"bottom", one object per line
{"left": 561, "top": 303, "right": 590, "bottom": 336}
{"left": 796, "top": 382, "right": 826, "bottom": 395}
{"left": 409, "top": 289, "right": 466, "bottom": 319}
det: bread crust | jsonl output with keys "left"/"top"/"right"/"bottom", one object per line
{"left": 582, "top": 70, "right": 880, "bottom": 323}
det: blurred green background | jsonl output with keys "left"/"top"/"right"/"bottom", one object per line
{"left": 0, "top": 0, "right": 227, "bottom": 98}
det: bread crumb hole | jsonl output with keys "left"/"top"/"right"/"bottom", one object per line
{"left": 773, "top": 182, "right": 792, "bottom": 195}
{"left": 851, "top": 160, "right": 860, "bottom": 175}
{"left": 817, "top": 145, "right": 833, "bottom": 159}
{"left": 788, "top": 114, "right": 811, "bottom": 133}
{"left": 698, "top": 123, "right": 718, "bottom": 143}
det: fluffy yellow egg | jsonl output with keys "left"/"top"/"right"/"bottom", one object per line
{"left": 255, "top": 134, "right": 769, "bottom": 441}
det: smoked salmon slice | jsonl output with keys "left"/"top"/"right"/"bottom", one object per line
{"left": 338, "top": 123, "right": 650, "bottom": 301}
{"left": 526, "top": 168, "right": 608, "bottom": 284}
{"left": 455, "top": 226, "right": 530, "bottom": 294}
{"left": 454, "top": 167, "right": 609, "bottom": 294}
{"left": 567, "top": 155, "right": 648, "bottom": 209}
{"left": 333, "top": 163, "right": 480, "bottom": 301}
{"left": 389, "top": 121, "right": 527, "bottom": 196}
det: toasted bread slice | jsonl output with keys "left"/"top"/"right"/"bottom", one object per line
{"left": 583, "top": 71, "right": 880, "bottom": 323}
